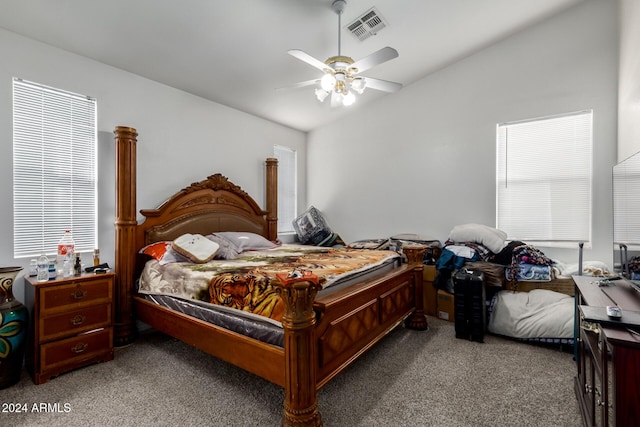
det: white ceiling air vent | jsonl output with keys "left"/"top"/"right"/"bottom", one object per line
{"left": 346, "top": 7, "right": 387, "bottom": 42}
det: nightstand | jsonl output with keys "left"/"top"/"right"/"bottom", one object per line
{"left": 24, "top": 272, "right": 115, "bottom": 384}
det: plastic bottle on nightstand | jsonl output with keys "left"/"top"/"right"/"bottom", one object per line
{"left": 36, "top": 254, "right": 49, "bottom": 282}
{"left": 74, "top": 255, "right": 82, "bottom": 277}
{"left": 29, "top": 259, "right": 38, "bottom": 277}
{"left": 48, "top": 262, "right": 56, "bottom": 280}
{"left": 62, "top": 252, "right": 73, "bottom": 278}
{"left": 57, "top": 230, "right": 75, "bottom": 272}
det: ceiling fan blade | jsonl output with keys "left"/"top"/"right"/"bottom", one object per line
{"left": 288, "top": 49, "right": 329, "bottom": 72}
{"left": 351, "top": 47, "right": 399, "bottom": 74}
{"left": 276, "top": 79, "right": 319, "bottom": 91}
{"left": 364, "top": 77, "right": 403, "bottom": 93}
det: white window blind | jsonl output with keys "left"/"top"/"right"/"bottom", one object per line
{"left": 613, "top": 151, "right": 640, "bottom": 248}
{"left": 496, "top": 110, "right": 593, "bottom": 246}
{"left": 274, "top": 145, "right": 297, "bottom": 233}
{"left": 13, "top": 78, "right": 97, "bottom": 258}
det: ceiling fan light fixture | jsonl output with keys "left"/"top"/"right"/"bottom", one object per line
{"left": 315, "top": 88, "right": 329, "bottom": 102}
{"left": 320, "top": 73, "right": 336, "bottom": 91}
{"left": 351, "top": 77, "right": 366, "bottom": 94}
{"left": 342, "top": 91, "right": 356, "bottom": 106}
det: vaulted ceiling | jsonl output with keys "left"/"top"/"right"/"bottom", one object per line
{"left": 0, "top": 0, "right": 584, "bottom": 132}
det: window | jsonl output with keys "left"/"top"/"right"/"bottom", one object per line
{"left": 496, "top": 110, "right": 593, "bottom": 247}
{"left": 13, "top": 78, "right": 97, "bottom": 258}
{"left": 613, "top": 151, "right": 640, "bottom": 248}
{"left": 274, "top": 145, "right": 297, "bottom": 233}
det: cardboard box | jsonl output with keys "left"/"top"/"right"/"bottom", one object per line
{"left": 423, "top": 266, "right": 437, "bottom": 317}
{"left": 423, "top": 265, "right": 436, "bottom": 282}
{"left": 436, "top": 289, "right": 454, "bottom": 322}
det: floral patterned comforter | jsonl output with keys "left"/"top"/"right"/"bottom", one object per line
{"left": 138, "top": 244, "right": 399, "bottom": 322}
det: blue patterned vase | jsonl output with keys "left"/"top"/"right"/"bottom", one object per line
{"left": 0, "top": 267, "right": 27, "bottom": 389}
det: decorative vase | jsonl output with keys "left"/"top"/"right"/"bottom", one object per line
{"left": 0, "top": 266, "right": 28, "bottom": 389}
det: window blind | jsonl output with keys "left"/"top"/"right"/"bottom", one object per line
{"left": 613, "top": 151, "right": 640, "bottom": 248}
{"left": 496, "top": 110, "right": 593, "bottom": 246}
{"left": 13, "top": 78, "right": 97, "bottom": 258}
{"left": 274, "top": 145, "right": 297, "bottom": 233}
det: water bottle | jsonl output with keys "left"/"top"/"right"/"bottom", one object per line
{"left": 62, "top": 252, "right": 73, "bottom": 278}
{"left": 29, "top": 259, "right": 38, "bottom": 277}
{"left": 37, "top": 255, "right": 49, "bottom": 282}
{"left": 57, "top": 230, "right": 76, "bottom": 272}
{"left": 48, "top": 263, "right": 57, "bottom": 281}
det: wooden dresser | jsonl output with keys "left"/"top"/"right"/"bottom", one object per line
{"left": 24, "top": 272, "right": 115, "bottom": 384}
{"left": 573, "top": 275, "right": 640, "bottom": 426}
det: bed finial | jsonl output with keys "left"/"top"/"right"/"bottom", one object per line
{"left": 113, "top": 126, "right": 139, "bottom": 346}
{"left": 266, "top": 158, "right": 278, "bottom": 241}
{"left": 275, "top": 271, "right": 323, "bottom": 427}
{"left": 402, "top": 245, "right": 429, "bottom": 331}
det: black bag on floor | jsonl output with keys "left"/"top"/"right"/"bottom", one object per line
{"left": 453, "top": 268, "right": 486, "bottom": 343}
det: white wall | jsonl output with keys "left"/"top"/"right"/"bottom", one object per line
{"left": 0, "top": 28, "right": 306, "bottom": 302}
{"left": 618, "top": 0, "right": 640, "bottom": 161}
{"left": 307, "top": 0, "right": 618, "bottom": 268}
{"left": 615, "top": 0, "right": 640, "bottom": 263}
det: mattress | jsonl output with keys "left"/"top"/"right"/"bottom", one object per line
{"left": 487, "top": 289, "right": 574, "bottom": 341}
{"left": 137, "top": 245, "right": 401, "bottom": 345}
{"left": 141, "top": 293, "right": 286, "bottom": 346}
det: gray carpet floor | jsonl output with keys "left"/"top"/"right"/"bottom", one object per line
{"left": 0, "top": 317, "right": 581, "bottom": 426}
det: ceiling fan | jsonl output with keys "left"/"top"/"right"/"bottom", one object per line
{"left": 284, "top": 0, "right": 402, "bottom": 107}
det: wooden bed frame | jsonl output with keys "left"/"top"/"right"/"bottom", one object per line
{"left": 112, "top": 126, "right": 428, "bottom": 426}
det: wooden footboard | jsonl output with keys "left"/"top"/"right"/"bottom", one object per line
{"left": 313, "top": 264, "right": 420, "bottom": 387}
{"left": 276, "top": 247, "right": 426, "bottom": 425}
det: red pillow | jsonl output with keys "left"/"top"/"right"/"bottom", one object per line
{"left": 140, "top": 241, "right": 171, "bottom": 260}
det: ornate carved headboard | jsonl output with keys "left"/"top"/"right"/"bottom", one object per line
{"left": 136, "top": 173, "right": 273, "bottom": 248}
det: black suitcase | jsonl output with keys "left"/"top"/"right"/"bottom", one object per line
{"left": 453, "top": 268, "right": 486, "bottom": 342}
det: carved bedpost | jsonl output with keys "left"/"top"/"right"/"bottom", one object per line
{"left": 275, "top": 272, "right": 323, "bottom": 427}
{"left": 113, "top": 126, "right": 139, "bottom": 346}
{"left": 266, "top": 158, "right": 278, "bottom": 241}
{"left": 402, "top": 245, "right": 429, "bottom": 331}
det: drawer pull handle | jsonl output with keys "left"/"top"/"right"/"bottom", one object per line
{"left": 71, "top": 289, "right": 87, "bottom": 300}
{"left": 71, "top": 343, "right": 88, "bottom": 353}
{"left": 70, "top": 315, "right": 86, "bottom": 326}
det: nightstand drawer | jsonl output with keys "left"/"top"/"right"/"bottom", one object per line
{"left": 39, "top": 328, "right": 113, "bottom": 372}
{"left": 40, "top": 277, "right": 113, "bottom": 314}
{"left": 39, "top": 304, "right": 112, "bottom": 342}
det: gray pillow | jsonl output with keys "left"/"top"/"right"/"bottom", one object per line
{"left": 205, "top": 234, "right": 240, "bottom": 260}
{"left": 207, "top": 232, "right": 279, "bottom": 258}
{"left": 292, "top": 206, "right": 332, "bottom": 245}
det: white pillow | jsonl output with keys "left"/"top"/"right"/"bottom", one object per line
{"left": 172, "top": 233, "right": 219, "bottom": 263}
{"left": 448, "top": 223, "right": 507, "bottom": 253}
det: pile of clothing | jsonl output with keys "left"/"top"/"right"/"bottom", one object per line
{"left": 493, "top": 241, "right": 554, "bottom": 282}
{"left": 349, "top": 233, "right": 442, "bottom": 265}
{"left": 434, "top": 224, "right": 555, "bottom": 292}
